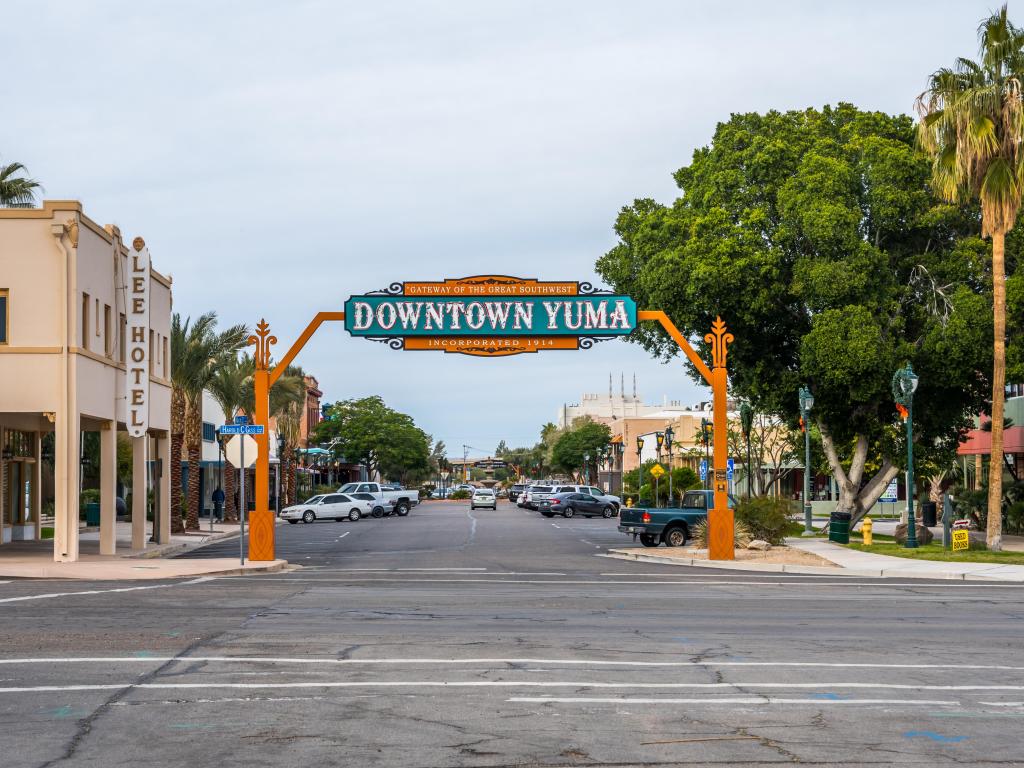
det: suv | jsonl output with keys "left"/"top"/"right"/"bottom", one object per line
{"left": 508, "top": 484, "right": 526, "bottom": 503}
{"left": 470, "top": 488, "right": 497, "bottom": 510}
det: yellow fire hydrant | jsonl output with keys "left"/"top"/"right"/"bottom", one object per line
{"left": 862, "top": 516, "right": 872, "bottom": 545}
{"left": 625, "top": 497, "right": 634, "bottom": 508}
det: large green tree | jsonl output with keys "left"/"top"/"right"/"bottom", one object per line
{"left": 916, "top": 5, "right": 1023, "bottom": 548}
{"left": 315, "top": 396, "right": 431, "bottom": 485}
{"left": 551, "top": 418, "right": 612, "bottom": 481}
{"left": 597, "top": 104, "right": 993, "bottom": 524}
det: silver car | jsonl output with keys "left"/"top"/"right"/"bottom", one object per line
{"left": 470, "top": 488, "right": 497, "bottom": 510}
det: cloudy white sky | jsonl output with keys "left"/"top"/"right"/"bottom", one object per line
{"left": 4, "top": 0, "right": 998, "bottom": 453}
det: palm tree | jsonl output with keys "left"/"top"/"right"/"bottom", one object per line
{"left": 0, "top": 161, "right": 41, "bottom": 207}
{"left": 171, "top": 313, "right": 248, "bottom": 532}
{"left": 916, "top": 4, "right": 1024, "bottom": 550}
{"left": 237, "top": 360, "right": 307, "bottom": 510}
{"left": 206, "top": 354, "right": 253, "bottom": 522}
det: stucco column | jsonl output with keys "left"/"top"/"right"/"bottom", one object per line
{"left": 33, "top": 432, "right": 42, "bottom": 540}
{"left": 99, "top": 421, "right": 117, "bottom": 555}
{"left": 54, "top": 410, "right": 80, "bottom": 562}
{"left": 156, "top": 433, "right": 171, "bottom": 544}
{"left": 132, "top": 435, "right": 147, "bottom": 551}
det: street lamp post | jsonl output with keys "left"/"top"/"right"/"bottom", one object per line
{"left": 635, "top": 436, "right": 644, "bottom": 498}
{"left": 276, "top": 432, "right": 286, "bottom": 517}
{"left": 664, "top": 425, "right": 674, "bottom": 507}
{"left": 655, "top": 432, "right": 664, "bottom": 508}
{"left": 583, "top": 452, "right": 590, "bottom": 485}
{"left": 740, "top": 402, "right": 753, "bottom": 498}
{"left": 700, "top": 418, "right": 712, "bottom": 490}
{"left": 799, "top": 387, "right": 815, "bottom": 536}
{"left": 892, "top": 363, "right": 920, "bottom": 549}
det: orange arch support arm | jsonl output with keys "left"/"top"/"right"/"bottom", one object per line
{"left": 637, "top": 310, "right": 714, "bottom": 385}
{"left": 269, "top": 312, "right": 346, "bottom": 386}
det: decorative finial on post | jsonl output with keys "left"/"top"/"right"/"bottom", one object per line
{"left": 248, "top": 319, "right": 277, "bottom": 371}
{"left": 705, "top": 316, "right": 734, "bottom": 370}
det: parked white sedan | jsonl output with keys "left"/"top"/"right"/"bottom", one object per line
{"left": 280, "top": 493, "right": 367, "bottom": 524}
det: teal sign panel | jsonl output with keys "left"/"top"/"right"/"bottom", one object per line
{"left": 344, "top": 295, "right": 637, "bottom": 338}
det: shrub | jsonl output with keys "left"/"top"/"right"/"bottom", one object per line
{"left": 449, "top": 489, "right": 471, "bottom": 500}
{"left": 693, "top": 518, "right": 752, "bottom": 548}
{"left": 734, "top": 496, "right": 795, "bottom": 545}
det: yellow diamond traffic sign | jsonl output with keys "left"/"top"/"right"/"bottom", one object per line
{"left": 649, "top": 464, "right": 666, "bottom": 479}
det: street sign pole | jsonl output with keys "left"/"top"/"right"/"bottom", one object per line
{"left": 239, "top": 436, "right": 245, "bottom": 566}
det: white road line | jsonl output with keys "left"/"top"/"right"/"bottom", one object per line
{"left": 0, "top": 577, "right": 212, "bottom": 604}
{"left": 508, "top": 697, "right": 961, "bottom": 706}
{"left": 216, "top": 576, "right": 1024, "bottom": 593}
{"left": 551, "top": 524, "right": 561, "bottom": 529}
{"left": 0, "top": 680, "right": 995, "bottom": 697}
{"left": 336, "top": 532, "right": 350, "bottom": 540}
{"left": 1, "top": 657, "right": 1022, "bottom": 671}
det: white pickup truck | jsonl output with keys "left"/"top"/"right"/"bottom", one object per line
{"left": 337, "top": 482, "right": 418, "bottom": 517}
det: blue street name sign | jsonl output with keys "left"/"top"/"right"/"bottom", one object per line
{"left": 220, "top": 424, "right": 265, "bottom": 435}
{"left": 699, "top": 460, "right": 708, "bottom": 481}
{"left": 234, "top": 415, "right": 249, "bottom": 425}
{"left": 727, "top": 458, "right": 735, "bottom": 480}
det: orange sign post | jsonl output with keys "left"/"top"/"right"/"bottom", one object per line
{"left": 246, "top": 278, "right": 734, "bottom": 562}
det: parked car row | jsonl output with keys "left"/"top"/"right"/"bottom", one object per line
{"left": 515, "top": 483, "right": 622, "bottom": 519}
{"left": 279, "top": 482, "right": 419, "bottom": 524}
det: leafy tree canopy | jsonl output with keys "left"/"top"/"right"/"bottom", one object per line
{"left": 315, "top": 396, "right": 431, "bottom": 485}
{"left": 551, "top": 419, "right": 612, "bottom": 478}
{"left": 596, "top": 104, "right": 995, "bottom": 518}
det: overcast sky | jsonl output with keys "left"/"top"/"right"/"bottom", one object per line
{"left": 4, "top": 0, "right": 997, "bottom": 454}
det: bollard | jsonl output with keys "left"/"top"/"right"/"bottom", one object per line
{"left": 862, "top": 516, "right": 872, "bottom": 546}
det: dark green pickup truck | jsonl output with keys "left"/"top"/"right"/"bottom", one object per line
{"left": 618, "top": 490, "right": 738, "bottom": 547}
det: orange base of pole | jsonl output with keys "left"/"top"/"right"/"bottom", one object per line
{"left": 248, "top": 509, "right": 276, "bottom": 561}
{"left": 708, "top": 507, "right": 735, "bottom": 560}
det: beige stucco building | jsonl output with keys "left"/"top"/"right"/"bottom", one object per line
{"left": 0, "top": 201, "right": 172, "bottom": 561}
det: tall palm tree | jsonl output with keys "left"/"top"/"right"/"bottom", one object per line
{"left": 206, "top": 354, "right": 253, "bottom": 522}
{"left": 916, "top": 4, "right": 1024, "bottom": 550}
{"left": 0, "top": 160, "right": 41, "bottom": 207}
{"left": 171, "top": 313, "right": 248, "bottom": 532}
{"left": 238, "top": 361, "right": 307, "bottom": 510}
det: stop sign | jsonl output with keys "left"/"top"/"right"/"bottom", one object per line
{"left": 224, "top": 434, "right": 258, "bottom": 468}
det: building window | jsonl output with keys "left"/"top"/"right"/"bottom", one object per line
{"left": 202, "top": 422, "right": 216, "bottom": 442}
{"left": 81, "top": 293, "right": 90, "bottom": 350}
{"left": 162, "top": 335, "right": 168, "bottom": 378}
{"left": 104, "top": 304, "right": 112, "bottom": 358}
{"left": 119, "top": 313, "right": 126, "bottom": 362}
{"left": 0, "top": 289, "right": 7, "bottom": 344}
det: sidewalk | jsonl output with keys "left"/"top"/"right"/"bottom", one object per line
{"left": 605, "top": 537, "right": 1024, "bottom": 582}
{"left": 786, "top": 537, "right": 1024, "bottom": 581}
{"left": 0, "top": 519, "right": 290, "bottom": 580}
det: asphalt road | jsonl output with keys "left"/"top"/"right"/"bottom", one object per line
{"left": 2, "top": 501, "right": 1023, "bottom": 767}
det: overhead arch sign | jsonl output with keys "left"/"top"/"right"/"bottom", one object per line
{"left": 343, "top": 275, "right": 636, "bottom": 356}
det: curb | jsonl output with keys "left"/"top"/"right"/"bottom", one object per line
{"left": 191, "top": 560, "right": 292, "bottom": 578}
{"left": 602, "top": 550, "right": 1024, "bottom": 581}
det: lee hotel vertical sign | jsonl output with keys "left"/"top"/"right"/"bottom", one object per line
{"left": 126, "top": 237, "right": 150, "bottom": 437}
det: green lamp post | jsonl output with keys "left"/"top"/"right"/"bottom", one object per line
{"left": 798, "top": 387, "right": 815, "bottom": 536}
{"left": 664, "top": 425, "right": 675, "bottom": 507}
{"left": 700, "top": 418, "right": 712, "bottom": 490}
{"left": 635, "top": 436, "right": 644, "bottom": 498}
{"left": 739, "top": 402, "right": 753, "bottom": 498}
{"left": 654, "top": 432, "right": 664, "bottom": 507}
{"left": 892, "top": 363, "right": 920, "bottom": 549}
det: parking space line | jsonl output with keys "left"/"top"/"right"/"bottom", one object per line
{"left": 508, "top": 696, "right": 961, "bottom": 706}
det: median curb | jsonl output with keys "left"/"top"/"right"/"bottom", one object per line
{"left": 602, "top": 548, "right": 1024, "bottom": 581}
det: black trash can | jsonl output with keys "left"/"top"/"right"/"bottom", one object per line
{"left": 829, "top": 511, "right": 852, "bottom": 544}
{"left": 921, "top": 501, "right": 937, "bottom": 528}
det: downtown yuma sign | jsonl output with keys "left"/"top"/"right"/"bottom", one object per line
{"left": 343, "top": 275, "right": 637, "bottom": 355}
{"left": 243, "top": 275, "right": 735, "bottom": 564}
